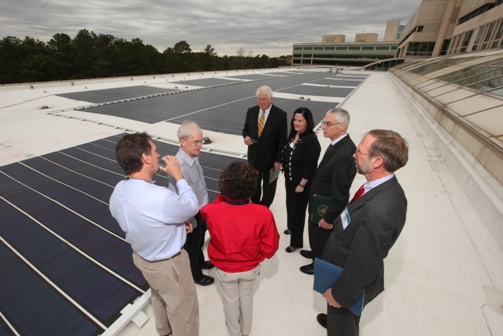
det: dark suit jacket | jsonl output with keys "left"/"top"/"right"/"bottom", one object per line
{"left": 282, "top": 132, "right": 321, "bottom": 185}
{"left": 322, "top": 176, "right": 407, "bottom": 310}
{"left": 310, "top": 134, "right": 356, "bottom": 223}
{"left": 242, "top": 104, "right": 288, "bottom": 171}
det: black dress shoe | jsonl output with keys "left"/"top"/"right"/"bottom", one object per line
{"left": 284, "top": 229, "right": 291, "bottom": 234}
{"left": 194, "top": 275, "right": 214, "bottom": 286}
{"left": 300, "top": 263, "right": 314, "bottom": 275}
{"left": 300, "top": 250, "right": 313, "bottom": 259}
{"left": 285, "top": 246, "right": 297, "bottom": 253}
{"left": 317, "top": 313, "right": 327, "bottom": 329}
{"left": 200, "top": 260, "right": 215, "bottom": 270}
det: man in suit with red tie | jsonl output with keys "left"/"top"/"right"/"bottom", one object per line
{"left": 317, "top": 129, "right": 409, "bottom": 336}
{"left": 300, "top": 108, "right": 356, "bottom": 275}
{"left": 242, "top": 85, "right": 287, "bottom": 207}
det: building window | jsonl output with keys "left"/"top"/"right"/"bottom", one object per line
{"left": 376, "top": 45, "right": 390, "bottom": 51}
{"left": 314, "top": 46, "right": 324, "bottom": 50}
{"left": 481, "top": 21, "right": 497, "bottom": 49}
{"left": 458, "top": 3, "right": 497, "bottom": 25}
{"left": 325, "top": 46, "right": 335, "bottom": 50}
{"left": 449, "top": 35, "right": 460, "bottom": 54}
{"left": 362, "top": 45, "right": 375, "bottom": 51}
{"left": 303, "top": 46, "right": 313, "bottom": 50}
{"left": 406, "top": 42, "right": 435, "bottom": 56}
{"left": 472, "top": 26, "right": 485, "bottom": 51}
{"left": 460, "top": 30, "right": 473, "bottom": 53}
{"left": 293, "top": 47, "right": 302, "bottom": 51}
{"left": 492, "top": 21, "right": 503, "bottom": 49}
{"left": 336, "top": 46, "right": 348, "bottom": 50}
{"left": 440, "top": 39, "right": 450, "bottom": 55}
{"left": 348, "top": 45, "right": 361, "bottom": 51}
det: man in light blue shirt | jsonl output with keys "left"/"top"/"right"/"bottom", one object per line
{"left": 169, "top": 121, "right": 215, "bottom": 286}
{"left": 110, "top": 132, "right": 200, "bottom": 336}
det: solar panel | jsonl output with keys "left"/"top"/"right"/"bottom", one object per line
{"left": 59, "top": 72, "right": 351, "bottom": 129}
{"left": 57, "top": 86, "right": 178, "bottom": 104}
{"left": 0, "top": 134, "right": 245, "bottom": 336}
{"left": 169, "top": 78, "right": 242, "bottom": 86}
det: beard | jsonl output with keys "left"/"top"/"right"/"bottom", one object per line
{"left": 356, "top": 157, "right": 372, "bottom": 175}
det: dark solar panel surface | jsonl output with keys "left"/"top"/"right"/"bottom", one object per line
{"left": 165, "top": 97, "right": 337, "bottom": 135}
{"left": 314, "top": 79, "right": 364, "bottom": 87}
{"left": 57, "top": 86, "right": 177, "bottom": 104}
{"left": 64, "top": 72, "right": 360, "bottom": 134}
{"left": 271, "top": 72, "right": 297, "bottom": 76}
{"left": 227, "top": 74, "right": 277, "bottom": 80}
{"left": 0, "top": 134, "right": 244, "bottom": 335}
{"left": 0, "top": 241, "right": 102, "bottom": 336}
{"left": 169, "top": 78, "right": 241, "bottom": 86}
{"left": 279, "top": 86, "right": 354, "bottom": 97}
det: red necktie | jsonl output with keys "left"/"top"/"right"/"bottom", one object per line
{"left": 350, "top": 184, "right": 365, "bottom": 204}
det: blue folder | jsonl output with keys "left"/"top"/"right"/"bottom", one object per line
{"left": 313, "top": 257, "right": 365, "bottom": 316}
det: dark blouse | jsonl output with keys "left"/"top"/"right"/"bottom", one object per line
{"left": 282, "top": 132, "right": 321, "bottom": 185}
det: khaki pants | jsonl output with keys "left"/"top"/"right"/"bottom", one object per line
{"left": 133, "top": 250, "right": 199, "bottom": 336}
{"left": 215, "top": 266, "right": 259, "bottom": 336}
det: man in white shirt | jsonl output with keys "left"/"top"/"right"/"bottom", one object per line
{"left": 110, "top": 132, "right": 200, "bottom": 336}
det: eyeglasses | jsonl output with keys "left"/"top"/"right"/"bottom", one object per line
{"left": 321, "top": 120, "right": 342, "bottom": 127}
{"left": 186, "top": 140, "right": 203, "bottom": 146}
{"left": 354, "top": 149, "right": 370, "bottom": 156}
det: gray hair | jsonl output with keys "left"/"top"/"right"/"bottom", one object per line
{"left": 177, "top": 120, "right": 202, "bottom": 140}
{"left": 256, "top": 85, "right": 273, "bottom": 99}
{"left": 326, "top": 107, "right": 350, "bottom": 126}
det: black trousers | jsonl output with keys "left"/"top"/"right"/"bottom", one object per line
{"left": 327, "top": 304, "right": 360, "bottom": 336}
{"left": 285, "top": 180, "right": 311, "bottom": 248}
{"left": 183, "top": 212, "right": 207, "bottom": 281}
{"left": 307, "top": 203, "right": 333, "bottom": 260}
{"left": 251, "top": 169, "right": 278, "bottom": 208}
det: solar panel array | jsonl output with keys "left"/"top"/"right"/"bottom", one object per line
{"left": 0, "top": 135, "right": 244, "bottom": 336}
{"left": 2, "top": 70, "right": 368, "bottom": 335}
{"left": 56, "top": 72, "right": 367, "bottom": 135}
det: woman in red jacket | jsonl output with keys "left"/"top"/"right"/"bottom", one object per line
{"left": 201, "top": 161, "right": 279, "bottom": 336}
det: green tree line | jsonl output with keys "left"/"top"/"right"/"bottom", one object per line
{"left": 0, "top": 29, "right": 288, "bottom": 84}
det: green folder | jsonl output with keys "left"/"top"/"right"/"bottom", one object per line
{"left": 310, "top": 194, "right": 330, "bottom": 223}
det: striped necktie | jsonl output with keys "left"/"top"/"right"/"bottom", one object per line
{"left": 258, "top": 110, "right": 266, "bottom": 137}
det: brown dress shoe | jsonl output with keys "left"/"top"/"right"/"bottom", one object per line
{"left": 317, "top": 313, "right": 327, "bottom": 329}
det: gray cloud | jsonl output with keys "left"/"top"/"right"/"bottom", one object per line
{"left": 1, "top": 0, "right": 420, "bottom": 56}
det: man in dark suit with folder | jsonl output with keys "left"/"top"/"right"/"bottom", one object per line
{"left": 242, "top": 85, "right": 287, "bottom": 207}
{"left": 300, "top": 108, "right": 356, "bottom": 275}
{"left": 317, "top": 129, "right": 409, "bottom": 336}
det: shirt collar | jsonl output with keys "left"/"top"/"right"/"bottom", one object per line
{"left": 177, "top": 148, "right": 197, "bottom": 167}
{"left": 364, "top": 174, "right": 394, "bottom": 193}
{"left": 261, "top": 104, "right": 272, "bottom": 113}
{"left": 330, "top": 133, "right": 348, "bottom": 146}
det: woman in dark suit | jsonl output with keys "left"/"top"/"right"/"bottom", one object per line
{"left": 282, "top": 107, "right": 321, "bottom": 253}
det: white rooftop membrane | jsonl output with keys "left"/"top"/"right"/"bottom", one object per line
{"left": 0, "top": 69, "right": 501, "bottom": 336}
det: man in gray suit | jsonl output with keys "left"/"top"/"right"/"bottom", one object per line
{"left": 317, "top": 129, "right": 409, "bottom": 336}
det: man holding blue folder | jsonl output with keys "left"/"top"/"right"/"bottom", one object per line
{"left": 316, "top": 130, "right": 409, "bottom": 336}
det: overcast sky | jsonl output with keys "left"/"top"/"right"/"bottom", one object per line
{"left": 1, "top": 0, "right": 420, "bottom": 57}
